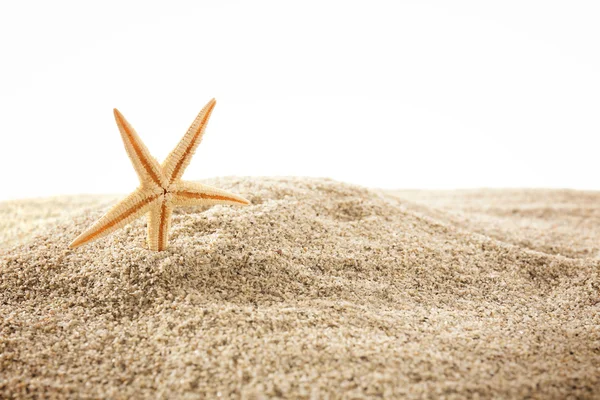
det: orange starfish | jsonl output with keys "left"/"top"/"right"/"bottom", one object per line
{"left": 69, "top": 99, "right": 249, "bottom": 251}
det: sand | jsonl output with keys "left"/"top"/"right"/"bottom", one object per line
{"left": 1, "top": 177, "right": 599, "bottom": 399}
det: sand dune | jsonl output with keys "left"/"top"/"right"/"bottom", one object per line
{"left": 1, "top": 177, "right": 599, "bottom": 398}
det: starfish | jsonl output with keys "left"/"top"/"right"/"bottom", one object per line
{"left": 69, "top": 99, "right": 250, "bottom": 251}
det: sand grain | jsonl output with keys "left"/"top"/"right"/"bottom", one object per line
{"left": 1, "top": 177, "right": 599, "bottom": 398}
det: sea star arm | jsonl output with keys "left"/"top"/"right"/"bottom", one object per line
{"left": 113, "top": 109, "right": 167, "bottom": 188}
{"left": 147, "top": 194, "right": 173, "bottom": 252}
{"left": 161, "top": 99, "right": 217, "bottom": 184}
{"left": 171, "top": 181, "right": 250, "bottom": 207}
{"left": 69, "top": 189, "right": 162, "bottom": 249}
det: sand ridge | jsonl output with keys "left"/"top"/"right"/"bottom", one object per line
{"left": 1, "top": 177, "right": 599, "bottom": 398}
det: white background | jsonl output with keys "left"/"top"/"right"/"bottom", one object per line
{"left": 1, "top": 1, "right": 599, "bottom": 201}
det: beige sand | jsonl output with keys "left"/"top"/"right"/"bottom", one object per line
{"left": 1, "top": 177, "right": 599, "bottom": 399}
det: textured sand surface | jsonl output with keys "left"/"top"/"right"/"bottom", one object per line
{"left": 0, "top": 195, "right": 120, "bottom": 251}
{"left": 1, "top": 177, "right": 599, "bottom": 399}
{"left": 394, "top": 189, "right": 600, "bottom": 260}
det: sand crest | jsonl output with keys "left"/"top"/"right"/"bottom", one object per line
{"left": 1, "top": 177, "right": 599, "bottom": 398}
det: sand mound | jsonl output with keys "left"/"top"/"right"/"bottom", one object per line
{"left": 1, "top": 177, "right": 599, "bottom": 398}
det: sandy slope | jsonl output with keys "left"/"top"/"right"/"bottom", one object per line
{"left": 1, "top": 177, "right": 599, "bottom": 399}
{"left": 394, "top": 188, "right": 600, "bottom": 260}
